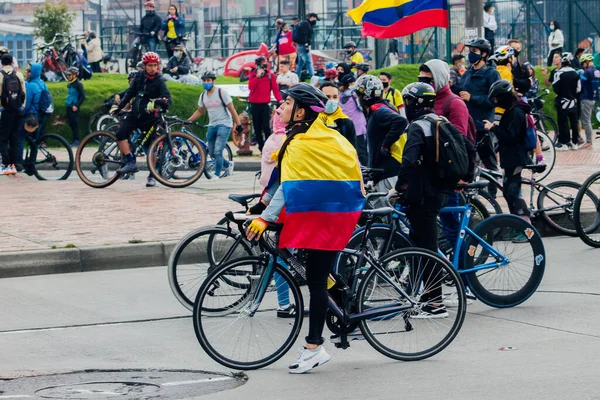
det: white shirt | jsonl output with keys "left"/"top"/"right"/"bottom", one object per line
{"left": 549, "top": 29, "right": 564, "bottom": 51}
{"left": 483, "top": 12, "right": 497, "bottom": 31}
{"left": 276, "top": 71, "right": 299, "bottom": 87}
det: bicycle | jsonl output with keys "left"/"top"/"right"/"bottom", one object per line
{"left": 88, "top": 97, "right": 119, "bottom": 136}
{"left": 572, "top": 171, "right": 600, "bottom": 248}
{"left": 476, "top": 164, "right": 600, "bottom": 236}
{"left": 125, "top": 32, "right": 151, "bottom": 74}
{"left": 529, "top": 89, "right": 559, "bottom": 144}
{"left": 75, "top": 108, "right": 206, "bottom": 189}
{"left": 36, "top": 35, "right": 68, "bottom": 81}
{"left": 343, "top": 181, "right": 547, "bottom": 308}
{"left": 100, "top": 54, "right": 120, "bottom": 73}
{"left": 165, "top": 116, "right": 234, "bottom": 180}
{"left": 21, "top": 131, "right": 74, "bottom": 181}
{"left": 193, "top": 209, "right": 466, "bottom": 370}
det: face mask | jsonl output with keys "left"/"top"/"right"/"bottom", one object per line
{"left": 310, "top": 20, "right": 317, "bottom": 26}
{"left": 202, "top": 82, "right": 214, "bottom": 91}
{"left": 468, "top": 51, "right": 482, "bottom": 65}
{"left": 324, "top": 100, "right": 339, "bottom": 114}
{"left": 550, "top": 25, "right": 555, "bottom": 31}
{"left": 418, "top": 76, "right": 433, "bottom": 85}
{"left": 382, "top": 82, "right": 390, "bottom": 89}
{"left": 513, "top": 49, "right": 520, "bottom": 58}
{"left": 173, "top": 52, "right": 181, "bottom": 58}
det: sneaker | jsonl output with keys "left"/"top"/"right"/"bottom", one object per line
{"left": 146, "top": 176, "right": 156, "bottom": 187}
{"left": 411, "top": 303, "right": 449, "bottom": 319}
{"left": 330, "top": 328, "right": 365, "bottom": 344}
{"left": 555, "top": 143, "right": 569, "bottom": 151}
{"left": 226, "top": 161, "right": 234, "bottom": 177}
{"left": 116, "top": 162, "right": 139, "bottom": 174}
{"left": 511, "top": 232, "right": 529, "bottom": 243}
{"left": 442, "top": 292, "right": 474, "bottom": 308}
{"left": 288, "top": 346, "right": 331, "bottom": 374}
{"left": 211, "top": 175, "right": 220, "bottom": 181}
{"left": 1, "top": 165, "right": 13, "bottom": 175}
{"left": 70, "top": 140, "right": 80, "bottom": 147}
{"left": 250, "top": 139, "right": 258, "bottom": 146}
{"left": 277, "top": 304, "right": 297, "bottom": 319}
{"left": 569, "top": 143, "right": 579, "bottom": 150}
{"left": 580, "top": 142, "right": 593, "bottom": 150}
{"left": 9, "top": 164, "right": 18, "bottom": 174}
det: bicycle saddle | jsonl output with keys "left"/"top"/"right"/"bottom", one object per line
{"left": 228, "top": 194, "right": 261, "bottom": 206}
{"left": 523, "top": 164, "right": 547, "bottom": 174}
{"left": 361, "top": 207, "right": 394, "bottom": 218}
{"left": 456, "top": 181, "right": 489, "bottom": 190}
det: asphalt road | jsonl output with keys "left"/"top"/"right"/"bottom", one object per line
{"left": 2, "top": 236, "right": 600, "bottom": 399}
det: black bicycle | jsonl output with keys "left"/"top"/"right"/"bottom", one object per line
{"left": 125, "top": 32, "right": 150, "bottom": 74}
{"left": 22, "top": 133, "right": 74, "bottom": 181}
{"left": 530, "top": 89, "right": 559, "bottom": 144}
{"left": 193, "top": 210, "right": 466, "bottom": 370}
{"left": 573, "top": 171, "right": 600, "bottom": 247}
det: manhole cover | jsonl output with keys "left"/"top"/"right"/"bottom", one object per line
{"left": 1, "top": 369, "right": 246, "bottom": 399}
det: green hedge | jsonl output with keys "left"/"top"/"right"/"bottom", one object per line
{"left": 43, "top": 65, "right": 570, "bottom": 142}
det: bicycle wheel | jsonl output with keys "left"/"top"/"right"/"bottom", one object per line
{"left": 538, "top": 114, "right": 559, "bottom": 144}
{"left": 204, "top": 143, "right": 234, "bottom": 180}
{"left": 531, "top": 130, "right": 555, "bottom": 182}
{"left": 538, "top": 180, "right": 599, "bottom": 236}
{"left": 75, "top": 131, "right": 123, "bottom": 188}
{"left": 467, "top": 197, "right": 490, "bottom": 231}
{"left": 474, "top": 189, "right": 504, "bottom": 216}
{"left": 147, "top": 131, "right": 206, "bottom": 188}
{"left": 88, "top": 112, "right": 103, "bottom": 135}
{"left": 26, "top": 134, "right": 74, "bottom": 181}
{"left": 357, "top": 247, "right": 466, "bottom": 361}
{"left": 168, "top": 226, "right": 256, "bottom": 311}
{"left": 462, "top": 215, "right": 545, "bottom": 308}
{"left": 97, "top": 114, "right": 118, "bottom": 132}
{"left": 194, "top": 257, "right": 304, "bottom": 370}
{"left": 574, "top": 171, "right": 600, "bottom": 248}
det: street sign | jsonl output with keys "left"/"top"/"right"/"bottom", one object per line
{"left": 464, "top": 27, "right": 481, "bottom": 42}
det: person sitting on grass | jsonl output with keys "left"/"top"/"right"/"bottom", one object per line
{"left": 163, "top": 44, "right": 199, "bottom": 85}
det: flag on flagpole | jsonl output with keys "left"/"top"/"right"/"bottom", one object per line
{"left": 348, "top": 0, "right": 414, "bottom": 25}
{"left": 349, "top": 0, "right": 450, "bottom": 39}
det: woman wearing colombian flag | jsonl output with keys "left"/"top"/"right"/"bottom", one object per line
{"left": 246, "top": 83, "right": 365, "bottom": 374}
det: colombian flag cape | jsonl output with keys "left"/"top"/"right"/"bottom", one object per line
{"left": 277, "top": 118, "right": 365, "bottom": 251}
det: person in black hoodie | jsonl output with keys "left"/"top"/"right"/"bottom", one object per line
{"left": 139, "top": 1, "right": 162, "bottom": 52}
{"left": 110, "top": 52, "right": 171, "bottom": 186}
{"left": 483, "top": 80, "right": 531, "bottom": 230}
{"left": 353, "top": 74, "right": 407, "bottom": 191}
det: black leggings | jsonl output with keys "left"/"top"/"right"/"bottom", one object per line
{"left": 304, "top": 249, "right": 337, "bottom": 346}
{"left": 250, "top": 103, "right": 272, "bottom": 151}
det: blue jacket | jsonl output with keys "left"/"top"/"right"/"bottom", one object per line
{"left": 24, "top": 63, "right": 46, "bottom": 116}
{"left": 459, "top": 65, "right": 500, "bottom": 131}
{"left": 66, "top": 79, "right": 86, "bottom": 107}
{"left": 580, "top": 66, "right": 600, "bottom": 101}
{"left": 161, "top": 15, "right": 185, "bottom": 37}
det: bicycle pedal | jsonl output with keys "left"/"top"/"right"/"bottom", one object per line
{"left": 334, "top": 342, "right": 350, "bottom": 349}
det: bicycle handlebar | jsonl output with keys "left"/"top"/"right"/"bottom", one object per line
{"left": 165, "top": 115, "right": 204, "bottom": 128}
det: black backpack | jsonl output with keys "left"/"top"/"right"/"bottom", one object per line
{"left": 424, "top": 115, "right": 469, "bottom": 186}
{"left": 1, "top": 70, "right": 24, "bottom": 110}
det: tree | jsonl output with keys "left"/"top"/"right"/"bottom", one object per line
{"left": 33, "top": 1, "right": 75, "bottom": 44}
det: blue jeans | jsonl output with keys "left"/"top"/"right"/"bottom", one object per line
{"left": 296, "top": 45, "right": 313, "bottom": 78}
{"left": 206, "top": 124, "right": 231, "bottom": 176}
{"left": 270, "top": 256, "right": 291, "bottom": 307}
{"left": 147, "top": 37, "right": 158, "bottom": 52}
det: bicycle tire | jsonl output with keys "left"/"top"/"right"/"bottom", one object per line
{"left": 88, "top": 112, "right": 103, "bottom": 135}
{"left": 168, "top": 226, "right": 255, "bottom": 311}
{"left": 462, "top": 215, "right": 545, "bottom": 308}
{"left": 539, "top": 114, "right": 559, "bottom": 144}
{"left": 147, "top": 131, "right": 206, "bottom": 188}
{"left": 357, "top": 247, "right": 466, "bottom": 361}
{"left": 574, "top": 171, "right": 600, "bottom": 248}
{"left": 533, "top": 130, "right": 556, "bottom": 182}
{"left": 75, "top": 130, "right": 122, "bottom": 189}
{"left": 537, "top": 180, "right": 599, "bottom": 236}
{"left": 475, "top": 189, "right": 504, "bottom": 216}
{"left": 467, "top": 197, "right": 490, "bottom": 231}
{"left": 204, "top": 144, "right": 234, "bottom": 180}
{"left": 30, "top": 134, "right": 74, "bottom": 181}
{"left": 194, "top": 256, "right": 304, "bottom": 370}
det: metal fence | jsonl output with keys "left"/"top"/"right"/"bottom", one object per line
{"left": 99, "top": 0, "right": 600, "bottom": 68}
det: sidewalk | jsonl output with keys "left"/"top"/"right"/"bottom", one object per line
{"left": 1, "top": 147, "right": 599, "bottom": 277}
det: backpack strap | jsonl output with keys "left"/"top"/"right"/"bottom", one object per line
{"left": 217, "top": 88, "right": 227, "bottom": 110}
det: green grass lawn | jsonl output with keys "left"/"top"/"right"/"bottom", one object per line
{"left": 44, "top": 66, "right": 567, "bottom": 142}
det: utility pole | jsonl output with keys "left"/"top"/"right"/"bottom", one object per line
{"left": 464, "top": 0, "right": 483, "bottom": 43}
{"left": 298, "top": 0, "right": 306, "bottom": 21}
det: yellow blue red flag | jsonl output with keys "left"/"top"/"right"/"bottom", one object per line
{"left": 349, "top": 0, "right": 449, "bottom": 39}
{"left": 277, "top": 118, "right": 365, "bottom": 251}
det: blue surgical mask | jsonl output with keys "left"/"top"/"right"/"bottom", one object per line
{"left": 468, "top": 51, "right": 482, "bottom": 65}
{"left": 202, "top": 82, "right": 214, "bottom": 91}
{"left": 324, "top": 100, "right": 339, "bottom": 114}
{"left": 174, "top": 52, "right": 181, "bottom": 58}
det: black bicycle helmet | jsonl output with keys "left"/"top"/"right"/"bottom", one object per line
{"left": 466, "top": 37, "right": 492, "bottom": 56}
{"left": 488, "top": 79, "right": 513, "bottom": 99}
{"left": 284, "top": 83, "right": 328, "bottom": 125}
{"left": 340, "top": 74, "right": 356, "bottom": 87}
{"left": 201, "top": 71, "right": 217, "bottom": 80}
{"left": 356, "top": 63, "right": 370, "bottom": 72}
{"left": 127, "top": 71, "right": 137, "bottom": 80}
{"left": 402, "top": 82, "right": 436, "bottom": 121}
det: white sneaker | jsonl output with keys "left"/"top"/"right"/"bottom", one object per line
{"left": 9, "top": 164, "right": 17, "bottom": 174}
{"left": 226, "top": 161, "right": 234, "bottom": 177}
{"left": 1, "top": 165, "right": 12, "bottom": 175}
{"left": 211, "top": 175, "right": 220, "bottom": 181}
{"left": 569, "top": 143, "right": 579, "bottom": 150}
{"left": 555, "top": 143, "right": 569, "bottom": 151}
{"left": 442, "top": 292, "right": 474, "bottom": 308}
{"left": 288, "top": 346, "right": 331, "bottom": 374}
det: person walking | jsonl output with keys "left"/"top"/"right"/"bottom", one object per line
{"left": 163, "top": 44, "right": 198, "bottom": 85}
{"left": 140, "top": 1, "right": 162, "bottom": 52}
{"left": 248, "top": 56, "right": 282, "bottom": 151}
{"left": 161, "top": 4, "right": 185, "bottom": 59}
{"left": 187, "top": 71, "right": 243, "bottom": 179}
{"left": 339, "top": 74, "right": 368, "bottom": 166}
{"left": 65, "top": 67, "right": 85, "bottom": 147}
{"left": 551, "top": 53, "right": 581, "bottom": 151}
{"left": 577, "top": 53, "right": 598, "bottom": 149}
{"left": 0, "top": 53, "right": 25, "bottom": 175}
{"left": 293, "top": 13, "right": 318, "bottom": 80}
{"left": 483, "top": 3, "right": 497, "bottom": 51}
{"left": 80, "top": 31, "right": 103, "bottom": 73}
{"left": 547, "top": 21, "right": 564, "bottom": 67}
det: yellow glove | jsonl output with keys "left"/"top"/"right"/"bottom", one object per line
{"left": 246, "top": 217, "right": 268, "bottom": 240}
{"left": 146, "top": 99, "right": 156, "bottom": 113}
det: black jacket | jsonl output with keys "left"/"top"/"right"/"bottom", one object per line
{"left": 329, "top": 117, "right": 356, "bottom": 148}
{"left": 294, "top": 20, "right": 313, "bottom": 46}
{"left": 513, "top": 60, "right": 532, "bottom": 95}
{"left": 490, "top": 104, "right": 531, "bottom": 170}
{"left": 552, "top": 67, "right": 581, "bottom": 101}
{"left": 140, "top": 12, "right": 162, "bottom": 35}
{"left": 118, "top": 72, "right": 172, "bottom": 117}
{"left": 166, "top": 54, "right": 191, "bottom": 76}
{"left": 366, "top": 100, "right": 407, "bottom": 181}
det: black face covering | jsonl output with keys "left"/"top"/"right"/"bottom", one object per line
{"left": 346, "top": 50, "right": 352, "bottom": 55}
{"left": 382, "top": 82, "right": 390, "bottom": 89}
{"left": 418, "top": 76, "right": 433, "bottom": 85}
{"left": 146, "top": 10, "right": 154, "bottom": 15}
{"left": 513, "top": 49, "right": 520, "bottom": 58}
{"left": 310, "top": 20, "right": 317, "bottom": 26}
